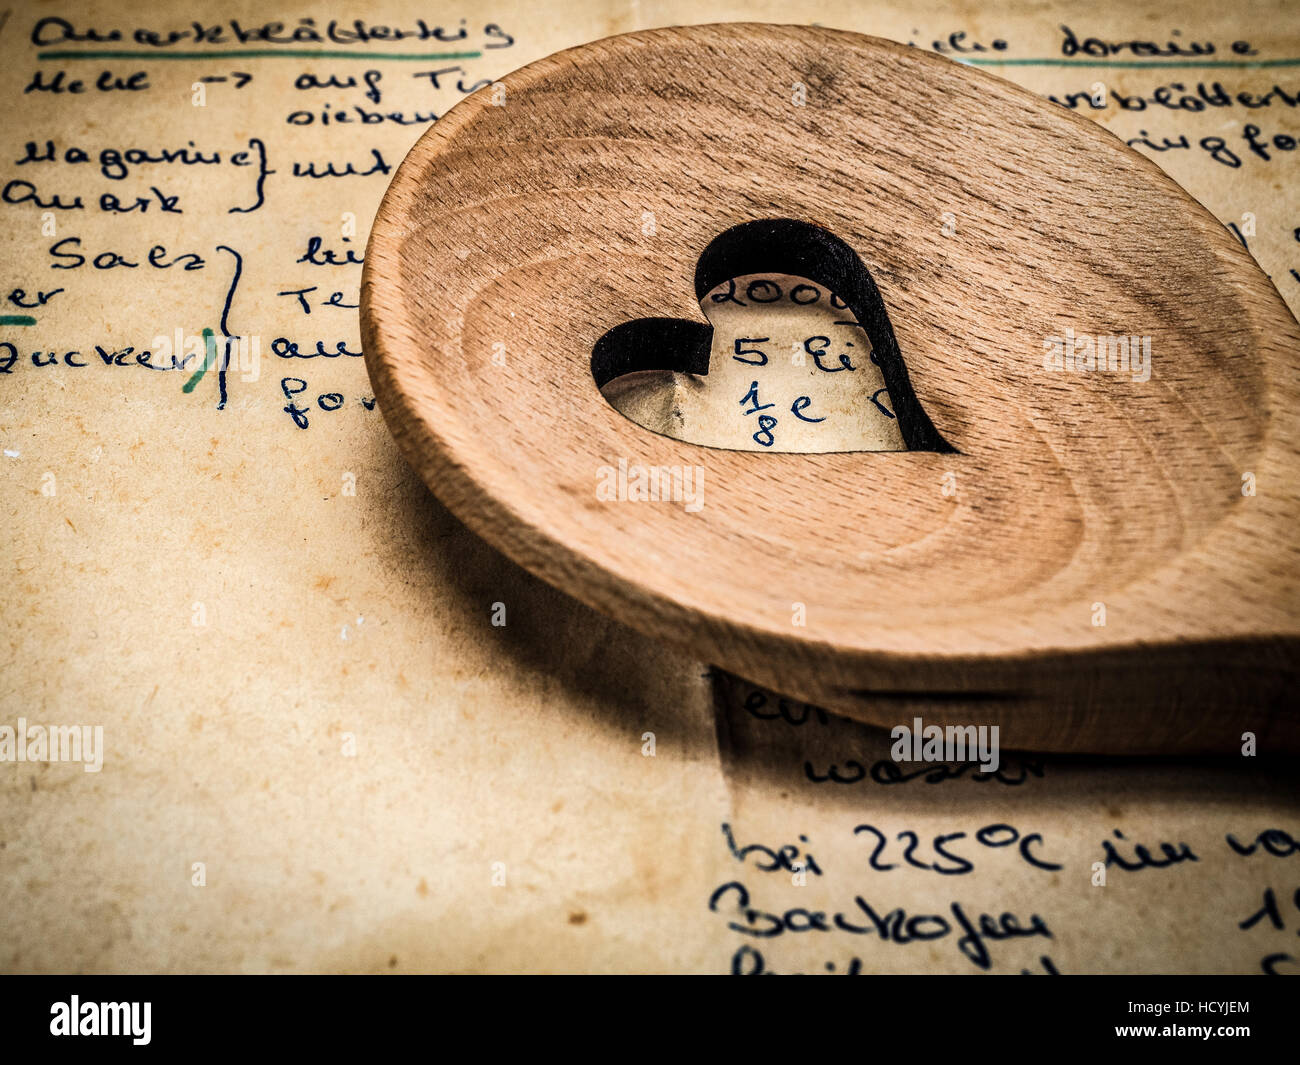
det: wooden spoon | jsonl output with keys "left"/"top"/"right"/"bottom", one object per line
{"left": 361, "top": 24, "right": 1300, "bottom": 755}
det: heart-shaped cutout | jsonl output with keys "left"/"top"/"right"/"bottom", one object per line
{"left": 592, "top": 219, "right": 955, "bottom": 454}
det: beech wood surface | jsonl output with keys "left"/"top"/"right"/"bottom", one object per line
{"left": 361, "top": 23, "right": 1300, "bottom": 754}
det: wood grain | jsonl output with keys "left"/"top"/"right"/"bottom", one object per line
{"left": 361, "top": 23, "right": 1300, "bottom": 755}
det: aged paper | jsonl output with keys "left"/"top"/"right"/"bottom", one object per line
{"left": 1, "top": 0, "right": 1297, "bottom": 973}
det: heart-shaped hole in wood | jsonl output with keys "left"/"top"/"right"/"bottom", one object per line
{"left": 592, "top": 219, "right": 956, "bottom": 454}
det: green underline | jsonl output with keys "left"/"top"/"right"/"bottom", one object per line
{"left": 0, "top": 315, "right": 36, "bottom": 326}
{"left": 961, "top": 56, "right": 1300, "bottom": 69}
{"left": 38, "top": 49, "right": 482, "bottom": 61}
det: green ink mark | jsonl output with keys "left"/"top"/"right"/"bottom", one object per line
{"left": 183, "top": 328, "right": 217, "bottom": 394}
{"left": 40, "top": 49, "right": 481, "bottom": 62}
{"left": 960, "top": 56, "right": 1300, "bottom": 69}
{"left": 0, "top": 315, "right": 36, "bottom": 326}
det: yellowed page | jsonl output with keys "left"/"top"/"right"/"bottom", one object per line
{"left": 0, "top": 0, "right": 1296, "bottom": 973}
